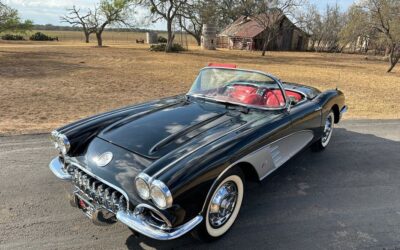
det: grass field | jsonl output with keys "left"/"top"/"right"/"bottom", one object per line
{"left": 8, "top": 30, "right": 198, "bottom": 45}
{"left": 0, "top": 33, "right": 399, "bottom": 135}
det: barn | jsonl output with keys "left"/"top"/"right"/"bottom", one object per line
{"left": 217, "top": 13, "right": 309, "bottom": 51}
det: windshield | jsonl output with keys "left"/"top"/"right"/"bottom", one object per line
{"left": 188, "top": 68, "right": 287, "bottom": 109}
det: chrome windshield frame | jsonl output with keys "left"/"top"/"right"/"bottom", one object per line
{"left": 186, "top": 67, "right": 289, "bottom": 111}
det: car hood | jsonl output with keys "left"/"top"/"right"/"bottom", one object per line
{"left": 97, "top": 99, "right": 276, "bottom": 159}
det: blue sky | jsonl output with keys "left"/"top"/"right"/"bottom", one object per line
{"left": 5, "top": 0, "right": 355, "bottom": 30}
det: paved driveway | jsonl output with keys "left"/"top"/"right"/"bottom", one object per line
{"left": 0, "top": 120, "right": 399, "bottom": 249}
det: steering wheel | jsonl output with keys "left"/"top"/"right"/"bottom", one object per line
{"left": 224, "top": 82, "right": 264, "bottom": 97}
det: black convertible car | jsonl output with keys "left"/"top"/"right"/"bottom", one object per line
{"left": 49, "top": 65, "right": 347, "bottom": 241}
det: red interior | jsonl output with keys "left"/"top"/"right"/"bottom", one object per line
{"left": 208, "top": 63, "right": 237, "bottom": 68}
{"left": 229, "top": 85, "right": 262, "bottom": 105}
{"left": 228, "top": 85, "right": 303, "bottom": 108}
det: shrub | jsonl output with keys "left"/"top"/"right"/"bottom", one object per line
{"left": 157, "top": 36, "right": 167, "bottom": 43}
{"left": 1, "top": 34, "right": 25, "bottom": 40}
{"left": 150, "top": 43, "right": 186, "bottom": 52}
{"left": 29, "top": 32, "right": 58, "bottom": 41}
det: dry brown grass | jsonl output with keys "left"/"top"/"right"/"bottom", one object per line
{"left": 0, "top": 41, "right": 399, "bottom": 135}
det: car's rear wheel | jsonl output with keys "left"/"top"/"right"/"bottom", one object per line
{"left": 192, "top": 167, "right": 244, "bottom": 242}
{"left": 312, "top": 110, "right": 335, "bottom": 151}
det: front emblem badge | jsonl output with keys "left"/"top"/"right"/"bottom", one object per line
{"left": 94, "top": 152, "right": 113, "bottom": 167}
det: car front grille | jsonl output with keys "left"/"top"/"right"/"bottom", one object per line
{"left": 71, "top": 167, "right": 128, "bottom": 213}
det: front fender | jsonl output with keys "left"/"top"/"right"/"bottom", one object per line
{"left": 313, "top": 89, "right": 345, "bottom": 124}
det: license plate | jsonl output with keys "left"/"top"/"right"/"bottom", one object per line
{"left": 75, "top": 193, "right": 96, "bottom": 218}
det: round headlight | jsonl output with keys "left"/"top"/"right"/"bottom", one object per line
{"left": 150, "top": 180, "right": 173, "bottom": 209}
{"left": 135, "top": 173, "right": 151, "bottom": 200}
{"left": 57, "top": 134, "right": 70, "bottom": 155}
{"left": 51, "top": 131, "right": 70, "bottom": 155}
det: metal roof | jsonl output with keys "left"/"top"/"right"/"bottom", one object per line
{"left": 219, "top": 13, "right": 307, "bottom": 38}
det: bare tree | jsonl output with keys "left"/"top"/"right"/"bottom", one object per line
{"left": 138, "top": 0, "right": 188, "bottom": 52}
{"left": 361, "top": 0, "right": 400, "bottom": 72}
{"left": 88, "top": 0, "right": 134, "bottom": 47}
{"left": 339, "top": 5, "right": 370, "bottom": 52}
{"left": 299, "top": 4, "right": 345, "bottom": 52}
{"left": 246, "top": 0, "right": 303, "bottom": 56}
{"left": 61, "top": 6, "right": 93, "bottom": 43}
{"left": 298, "top": 4, "right": 322, "bottom": 51}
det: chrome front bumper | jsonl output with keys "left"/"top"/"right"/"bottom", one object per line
{"left": 117, "top": 211, "right": 202, "bottom": 240}
{"left": 49, "top": 157, "right": 72, "bottom": 181}
{"left": 48, "top": 157, "right": 203, "bottom": 240}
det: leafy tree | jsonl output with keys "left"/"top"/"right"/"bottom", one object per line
{"left": 88, "top": 0, "right": 135, "bottom": 47}
{"left": 138, "top": 0, "right": 188, "bottom": 52}
{"left": 0, "top": 1, "right": 32, "bottom": 33}
{"left": 177, "top": 0, "right": 218, "bottom": 46}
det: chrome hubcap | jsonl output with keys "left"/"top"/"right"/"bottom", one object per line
{"left": 322, "top": 113, "right": 334, "bottom": 146}
{"left": 208, "top": 181, "right": 238, "bottom": 228}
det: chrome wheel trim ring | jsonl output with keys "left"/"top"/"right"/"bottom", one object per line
{"left": 321, "top": 112, "right": 334, "bottom": 147}
{"left": 205, "top": 175, "right": 244, "bottom": 237}
{"left": 208, "top": 181, "right": 238, "bottom": 228}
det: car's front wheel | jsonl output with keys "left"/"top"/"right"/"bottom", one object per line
{"left": 312, "top": 110, "right": 335, "bottom": 151}
{"left": 192, "top": 167, "right": 244, "bottom": 242}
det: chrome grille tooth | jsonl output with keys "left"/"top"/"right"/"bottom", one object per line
{"left": 71, "top": 167, "right": 126, "bottom": 213}
{"left": 104, "top": 188, "right": 111, "bottom": 201}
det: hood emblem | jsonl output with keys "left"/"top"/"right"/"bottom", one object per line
{"left": 94, "top": 152, "right": 113, "bottom": 167}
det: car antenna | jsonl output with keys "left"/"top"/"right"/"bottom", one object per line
{"left": 336, "top": 69, "right": 340, "bottom": 90}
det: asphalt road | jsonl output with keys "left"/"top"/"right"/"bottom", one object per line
{"left": 0, "top": 120, "right": 399, "bottom": 250}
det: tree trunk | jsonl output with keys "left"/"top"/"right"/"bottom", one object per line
{"left": 387, "top": 50, "right": 399, "bottom": 73}
{"left": 196, "top": 36, "right": 201, "bottom": 46}
{"left": 84, "top": 32, "right": 90, "bottom": 43}
{"left": 261, "top": 35, "right": 270, "bottom": 56}
{"left": 96, "top": 32, "right": 103, "bottom": 47}
{"left": 166, "top": 20, "right": 174, "bottom": 52}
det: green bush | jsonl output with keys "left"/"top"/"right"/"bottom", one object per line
{"left": 29, "top": 32, "right": 58, "bottom": 41}
{"left": 157, "top": 36, "right": 167, "bottom": 43}
{"left": 150, "top": 43, "right": 186, "bottom": 52}
{"left": 1, "top": 34, "right": 25, "bottom": 40}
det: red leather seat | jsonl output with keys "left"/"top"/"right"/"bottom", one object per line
{"left": 228, "top": 85, "right": 303, "bottom": 108}
{"left": 229, "top": 85, "right": 262, "bottom": 105}
{"left": 264, "top": 90, "right": 303, "bottom": 108}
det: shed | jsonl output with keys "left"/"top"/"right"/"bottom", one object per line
{"left": 217, "top": 12, "right": 309, "bottom": 51}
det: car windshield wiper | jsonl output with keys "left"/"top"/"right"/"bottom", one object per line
{"left": 223, "top": 102, "right": 250, "bottom": 114}
{"left": 190, "top": 94, "right": 250, "bottom": 113}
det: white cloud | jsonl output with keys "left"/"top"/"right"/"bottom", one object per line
{"left": 4, "top": 0, "right": 96, "bottom": 9}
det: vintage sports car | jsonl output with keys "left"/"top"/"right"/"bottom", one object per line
{"left": 49, "top": 64, "right": 347, "bottom": 241}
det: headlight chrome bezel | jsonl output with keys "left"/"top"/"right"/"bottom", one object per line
{"left": 135, "top": 173, "right": 151, "bottom": 200}
{"left": 51, "top": 130, "right": 71, "bottom": 155}
{"left": 135, "top": 173, "right": 173, "bottom": 210}
{"left": 150, "top": 179, "right": 173, "bottom": 210}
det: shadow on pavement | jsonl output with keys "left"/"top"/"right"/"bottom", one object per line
{"left": 125, "top": 127, "right": 400, "bottom": 250}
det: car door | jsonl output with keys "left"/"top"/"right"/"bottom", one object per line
{"left": 287, "top": 99, "right": 322, "bottom": 146}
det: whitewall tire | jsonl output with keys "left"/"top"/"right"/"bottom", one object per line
{"left": 192, "top": 168, "right": 244, "bottom": 241}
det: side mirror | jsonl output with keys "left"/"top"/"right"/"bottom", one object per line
{"left": 286, "top": 96, "right": 297, "bottom": 112}
{"left": 289, "top": 96, "right": 298, "bottom": 106}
